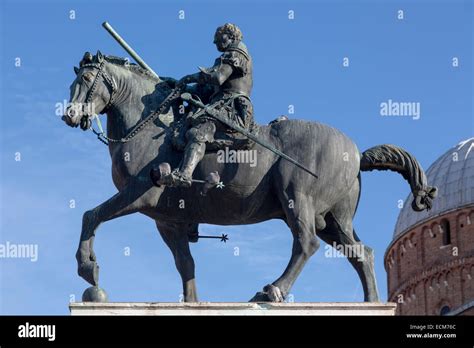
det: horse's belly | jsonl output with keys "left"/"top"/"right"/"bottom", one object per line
{"left": 193, "top": 189, "right": 284, "bottom": 225}
{"left": 155, "top": 161, "right": 283, "bottom": 225}
{"left": 273, "top": 120, "right": 360, "bottom": 209}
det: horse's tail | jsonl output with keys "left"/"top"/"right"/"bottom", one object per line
{"left": 360, "top": 144, "right": 437, "bottom": 212}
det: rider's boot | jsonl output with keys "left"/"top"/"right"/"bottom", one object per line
{"left": 151, "top": 141, "right": 205, "bottom": 188}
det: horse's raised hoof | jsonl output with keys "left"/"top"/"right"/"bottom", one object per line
{"left": 249, "top": 284, "right": 284, "bottom": 302}
{"left": 78, "top": 261, "right": 99, "bottom": 286}
{"left": 82, "top": 286, "right": 108, "bottom": 302}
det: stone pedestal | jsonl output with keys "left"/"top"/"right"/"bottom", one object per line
{"left": 69, "top": 302, "right": 397, "bottom": 316}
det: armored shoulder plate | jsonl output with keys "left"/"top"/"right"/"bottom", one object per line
{"left": 221, "top": 42, "right": 251, "bottom": 75}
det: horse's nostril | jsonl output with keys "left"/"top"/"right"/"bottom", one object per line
{"left": 67, "top": 108, "right": 76, "bottom": 117}
{"left": 62, "top": 114, "right": 74, "bottom": 126}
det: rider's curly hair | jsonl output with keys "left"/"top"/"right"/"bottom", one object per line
{"left": 215, "top": 23, "right": 243, "bottom": 42}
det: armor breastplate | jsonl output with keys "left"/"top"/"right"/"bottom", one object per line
{"left": 213, "top": 42, "right": 253, "bottom": 98}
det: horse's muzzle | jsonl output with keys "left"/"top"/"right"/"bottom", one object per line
{"left": 62, "top": 105, "right": 81, "bottom": 127}
{"left": 62, "top": 114, "right": 77, "bottom": 127}
{"left": 62, "top": 105, "right": 91, "bottom": 129}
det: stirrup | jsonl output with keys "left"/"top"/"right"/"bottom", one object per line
{"left": 169, "top": 169, "right": 192, "bottom": 188}
{"left": 151, "top": 163, "right": 193, "bottom": 188}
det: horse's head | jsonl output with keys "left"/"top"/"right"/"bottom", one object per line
{"left": 63, "top": 51, "right": 116, "bottom": 130}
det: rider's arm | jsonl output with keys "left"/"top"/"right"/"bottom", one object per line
{"left": 198, "top": 63, "right": 233, "bottom": 86}
{"left": 201, "top": 50, "right": 249, "bottom": 86}
{"left": 179, "top": 50, "right": 245, "bottom": 87}
{"left": 179, "top": 63, "right": 232, "bottom": 87}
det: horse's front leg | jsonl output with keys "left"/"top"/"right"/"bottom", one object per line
{"left": 76, "top": 182, "right": 158, "bottom": 285}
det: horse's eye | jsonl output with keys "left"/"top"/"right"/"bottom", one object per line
{"left": 82, "top": 73, "right": 93, "bottom": 82}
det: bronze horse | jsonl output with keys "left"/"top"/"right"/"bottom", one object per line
{"left": 63, "top": 51, "right": 436, "bottom": 302}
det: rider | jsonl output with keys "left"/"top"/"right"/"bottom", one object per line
{"left": 152, "top": 23, "right": 255, "bottom": 188}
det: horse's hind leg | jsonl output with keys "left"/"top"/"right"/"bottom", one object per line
{"left": 156, "top": 221, "right": 198, "bottom": 302}
{"left": 250, "top": 192, "right": 320, "bottom": 302}
{"left": 318, "top": 187, "right": 380, "bottom": 302}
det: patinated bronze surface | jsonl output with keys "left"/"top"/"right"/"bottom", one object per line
{"left": 62, "top": 24, "right": 436, "bottom": 303}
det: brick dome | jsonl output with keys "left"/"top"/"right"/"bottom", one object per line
{"left": 385, "top": 138, "right": 474, "bottom": 315}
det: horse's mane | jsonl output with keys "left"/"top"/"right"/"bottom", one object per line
{"left": 104, "top": 55, "right": 160, "bottom": 82}
{"left": 80, "top": 51, "right": 160, "bottom": 83}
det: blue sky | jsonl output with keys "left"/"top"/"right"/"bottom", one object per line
{"left": 0, "top": 0, "right": 472, "bottom": 314}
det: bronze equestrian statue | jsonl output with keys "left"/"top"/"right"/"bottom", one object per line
{"left": 62, "top": 23, "right": 437, "bottom": 303}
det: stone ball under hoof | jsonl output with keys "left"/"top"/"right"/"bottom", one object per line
{"left": 82, "top": 286, "right": 108, "bottom": 302}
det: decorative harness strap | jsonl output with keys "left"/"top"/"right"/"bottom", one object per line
{"left": 90, "top": 85, "right": 183, "bottom": 146}
{"left": 81, "top": 61, "right": 116, "bottom": 111}
{"left": 80, "top": 61, "right": 183, "bottom": 146}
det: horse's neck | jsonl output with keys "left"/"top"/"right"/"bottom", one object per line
{"left": 105, "top": 64, "right": 163, "bottom": 140}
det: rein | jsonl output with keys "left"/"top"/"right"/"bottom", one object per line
{"left": 81, "top": 60, "right": 183, "bottom": 146}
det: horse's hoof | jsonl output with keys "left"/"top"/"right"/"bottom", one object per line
{"left": 82, "top": 286, "right": 108, "bottom": 302}
{"left": 78, "top": 261, "right": 99, "bottom": 286}
{"left": 249, "top": 291, "right": 269, "bottom": 302}
{"left": 249, "top": 284, "right": 284, "bottom": 302}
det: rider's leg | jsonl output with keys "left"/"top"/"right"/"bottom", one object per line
{"left": 234, "top": 96, "right": 254, "bottom": 130}
{"left": 151, "top": 120, "right": 216, "bottom": 188}
{"left": 179, "top": 142, "right": 205, "bottom": 182}
{"left": 176, "top": 121, "right": 216, "bottom": 185}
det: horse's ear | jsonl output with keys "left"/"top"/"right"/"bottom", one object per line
{"left": 96, "top": 50, "right": 104, "bottom": 62}
{"left": 74, "top": 66, "right": 80, "bottom": 75}
{"left": 80, "top": 51, "right": 93, "bottom": 67}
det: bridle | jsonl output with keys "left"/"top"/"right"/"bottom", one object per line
{"left": 76, "top": 59, "right": 183, "bottom": 146}
{"left": 80, "top": 60, "right": 116, "bottom": 112}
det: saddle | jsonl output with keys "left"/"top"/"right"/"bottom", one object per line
{"left": 170, "top": 105, "right": 288, "bottom": 153}
{"left": 170, "top": 119, "right": 258, "bottom": 152}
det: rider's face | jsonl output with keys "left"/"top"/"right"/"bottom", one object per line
{"left": 214, "top": 33, "right": 232, "bottom": 52}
